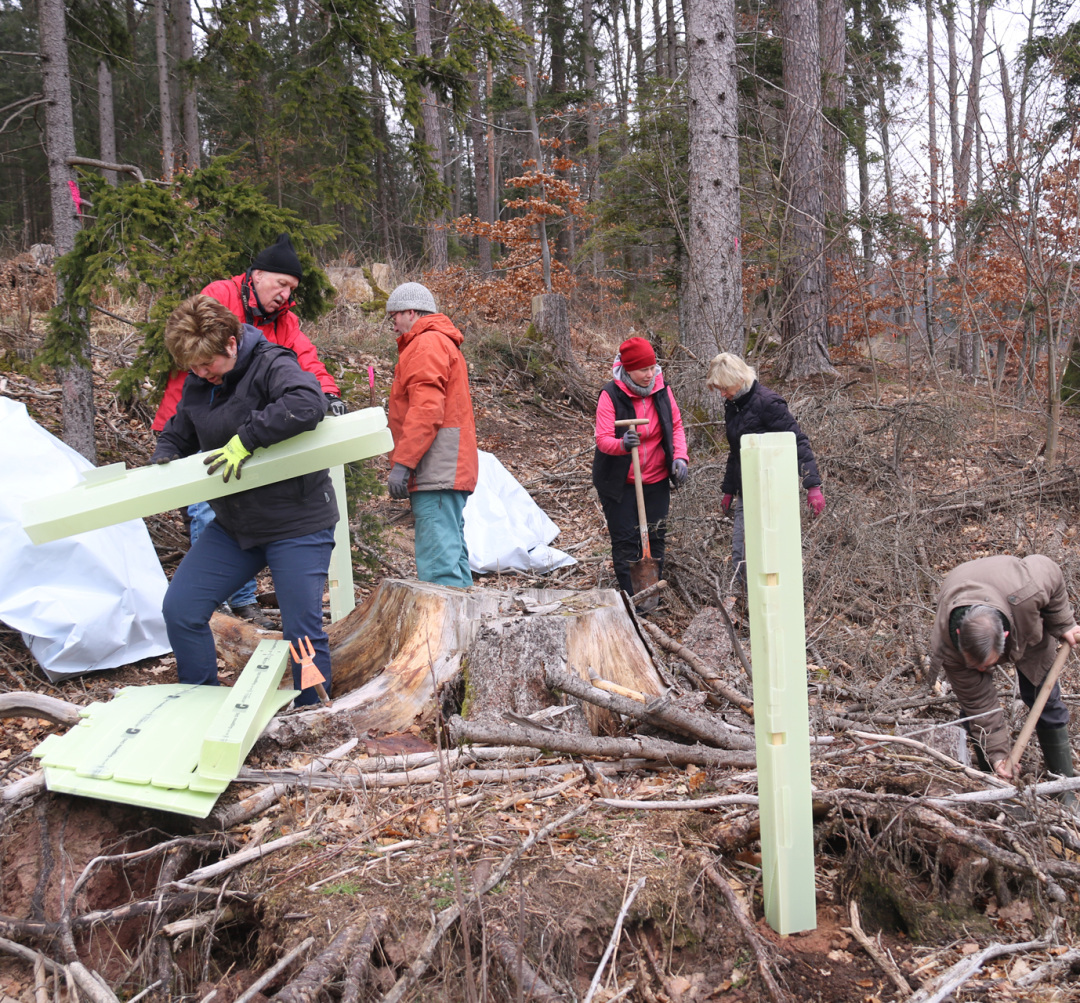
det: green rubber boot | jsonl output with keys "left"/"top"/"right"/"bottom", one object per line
{"left": 1036, "top": 726, "right": 1078, "bottom": 809}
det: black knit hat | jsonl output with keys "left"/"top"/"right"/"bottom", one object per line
{"left": 251, "top": 233, "right": 303, "bottom": 280}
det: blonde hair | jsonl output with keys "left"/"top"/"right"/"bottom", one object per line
{"left": 165, "top": 295, "right": 241, "bottom": 370}
{"left": 706, "top": 352, "right": 756, "bottom": 394}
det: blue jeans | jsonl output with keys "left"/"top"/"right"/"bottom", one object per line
{"left": 188, "top": 501, "right": 257, "bottom": 609}
{"left": 163, "top": 520, "right": 335, "bottom": 706}
{"left": 410, "top": 489, "right": 472, "bottom": 588}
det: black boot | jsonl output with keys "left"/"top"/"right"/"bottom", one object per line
{"left": 1036, "top": 726, "right": 1078, "bottom": 809}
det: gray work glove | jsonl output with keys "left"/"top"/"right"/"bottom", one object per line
{"left": 326, "top": 394, "right": 347, "bottom": 416}
{"left": 672, "top": 458, "right": 688, "bottom": 485}
{"left": 388, "top": 462, "right": 412, "bottom": 499}
{"left": 621, "top": 428, "right": 640, "bottom": 451}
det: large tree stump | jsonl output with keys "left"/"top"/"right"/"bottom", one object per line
{"left": 210, "top": 580, "right": 666, "bottom": 736}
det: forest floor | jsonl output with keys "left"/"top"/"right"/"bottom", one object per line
{"left": 3, "top": 293, "right": 1080, "bottom": 1003}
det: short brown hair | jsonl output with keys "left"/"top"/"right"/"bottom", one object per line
{"left": 165, "top": 295, "right": 241, "bottom": 370}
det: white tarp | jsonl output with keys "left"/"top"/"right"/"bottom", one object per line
{"left": 0, "top": 397, "right": 171, "bottom": 680}
{"left": 464, "top": 450, "right": 576, "bottom": 575}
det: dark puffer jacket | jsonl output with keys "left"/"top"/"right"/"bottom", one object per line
{"left": 153, "top": 326, "right": 337, "bottom": 548}
{"left": 721, "top": 381, "right": 821, "bottom": 496}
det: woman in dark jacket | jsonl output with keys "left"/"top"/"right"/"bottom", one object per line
{"left": 706, "top": 352, "right": 824, "bottom": 586}
{"left": 152, "top": 295, "right": 337, "bottom": 706}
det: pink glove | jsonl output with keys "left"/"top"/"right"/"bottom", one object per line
{"left": 721, "top": 494, "right": 733, "bottom": 516}
{"left": 807, "top": 486, "right": 825, "bottom": 516}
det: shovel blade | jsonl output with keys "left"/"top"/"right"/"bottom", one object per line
{"left": 629, "top": 556, "right": 661, "bottom": 609}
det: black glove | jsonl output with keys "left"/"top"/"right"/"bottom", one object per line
{"left": 388, "top": 462, "right": 412, "bottom": 499}
{"left": 672, "top": 458, "right": 688, "bottom": 485}
{"left": 151, "top": 452, "right": 181, "bottom": 465}
{"left": 326, "top": 394, "right": 347, "bottom": 416}
{"left": 622, "top": 428, "right": 640, "bottom": 451}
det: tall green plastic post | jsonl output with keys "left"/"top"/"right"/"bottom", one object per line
{"left": 327, "top": 464, "right": 355, "bottom": 622}
{"left": 741, "top": 430, "right": 817, "bottom": 935}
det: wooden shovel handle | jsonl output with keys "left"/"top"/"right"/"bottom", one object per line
{"left": 1004, "top": 641, "right": 1073, "bottom": 774}
{"left": 613, "top": 419, "right": 651, "bottom": 558}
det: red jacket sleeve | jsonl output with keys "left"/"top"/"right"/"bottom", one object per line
{"left": 151, "top": 369, "right": 188, "bottom": 432}
{"left": 273, "top": 314, "right": 340, "bottom": 397}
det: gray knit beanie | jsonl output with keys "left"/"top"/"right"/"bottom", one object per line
{"left": 386, "top": 282, "right": 437, "bottom": 315}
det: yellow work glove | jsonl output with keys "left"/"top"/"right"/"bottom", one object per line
{"left": 203, "top": 435, "right": 252, "bottom": 482}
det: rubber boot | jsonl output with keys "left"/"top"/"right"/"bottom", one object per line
{"left": 1036, "top": 726, "right": 1078, "bottom": 809}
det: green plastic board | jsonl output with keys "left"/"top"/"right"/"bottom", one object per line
{"left": 22, "top": 408, "right": 393, "bottom": 545}
{"left": 741, "top": 431, "right": 817, "bottom": 935}
{"left": 327, "top": 464, "right": 356, "bottom": 622}
{"left": 199, "top": 640, "right": 292, "bottom": 780}
{"left": 33, "top": 644, "right": 297, "bottom": 817}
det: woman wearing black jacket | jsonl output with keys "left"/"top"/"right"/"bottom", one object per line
{"left": 706, "top": 353, "right": 824, "bottom": 586}
{"left": 151, "top": 295, "right": 337, "bottom": 706}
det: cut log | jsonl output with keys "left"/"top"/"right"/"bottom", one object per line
{"left": 212, "top": 580, "right": 667, "bottom": 737}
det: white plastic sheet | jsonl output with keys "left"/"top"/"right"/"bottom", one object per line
{"left": 464, "top": 451, "right": 576, "bottom": 575}
{"left": 0, "top": 397, "right": 171, "bottom": 680}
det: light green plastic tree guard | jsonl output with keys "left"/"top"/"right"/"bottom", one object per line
{"left": 327, "top": 464, "right": 355, "bottom": 622}
{"left": 33, "top": 640, "right": 296, "bottom": 817}
{"left": 741, "top": 430, "right": 817, "bottom": 935}
{"left": 199, "top": 639, "right": 293, "bottom": 780}
{"left": 22, "top": 407, "right": 393, "bottom": 545}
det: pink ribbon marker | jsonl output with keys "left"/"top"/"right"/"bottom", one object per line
{"left": 368, "top": 365, "right": 375, "bottom": 406}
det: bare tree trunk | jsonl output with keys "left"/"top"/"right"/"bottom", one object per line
{"left": 415, "top": 0, "right": 448, "bottom": 270}
{"left": 96, "top": 61, "right": 117, "bottom": 186}
{"left": 665, "top": 0, "right": 677, "bottom": 78}
{"left": 954, "top": 0, "right": 989, "bottom": 207}
{"left": 925, "top": 0, "right": 940, "bottom": 358}
{"left": 652, "top": 0, "right": 664, "bottom": 77}
{"left": 779, "top": 0, "right": 835, "bottom": 378}
{"left": 39, "top": 0, "right": 96, "bottom": 462}
{"left": 820, "top": 0, "right": 845, "bottom": 347}
{"left": 521, "top": 0, "right": 552, "bottom": 292}
{"left": 174, "top": 0, "right": 200, "bottom": 171}
{"left": 467, "top": 72, "right": 493, "bottom": 274}
{"left": 944, "top": 0, "right": 961, "bottom": 181}
{"left": 683, "top": 0, "right": 744, "bottom": 418}
{"left": 583, "top": 0, "right": 603, "bottom": 276}
{"left": 154, "top": 0, "right": 175, "bottom": 180}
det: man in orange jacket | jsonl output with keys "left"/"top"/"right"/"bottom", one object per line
{"left": 152, "top": 234, "right": 345, "bottom": 627}
{"left": 386, "top": 282, "right": 478, "bottom": 588}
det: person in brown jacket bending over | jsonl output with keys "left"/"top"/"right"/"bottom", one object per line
{"left": 930, "top": 555, "right": 1080, "bottom": 804}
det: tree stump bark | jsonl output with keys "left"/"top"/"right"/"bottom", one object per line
{"left": 211, "top": 580, "right": 667, "bottom": 737}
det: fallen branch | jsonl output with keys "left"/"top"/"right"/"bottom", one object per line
{"left": 341, "top": 909, "right": 389, "bottom": 1003}
{"left": 599, "top": 794, "right": 759, "bottom": 810}
{"left": 544, "top": 667, "right": 753, "bottom": 750}
{"left": 0, "top": 937, "right": 63, "bottom": 973}
{"left": 181, "top": 830, "right": 313, "bottom": 885}
{"left": 640, "top": 621, "right": 754, "bottom": 717}
{"left": 376, "top": 803, "right": 588, "bottom": 1003}
{"left": 234, "top": 938, "right": 314, "bottom": 1003}
{"left": 448, "top": 716, "right": 755, "bottom": 768}
{"left": 273, "top": 921, "right": 367, "bottom": 1002}
{"left": 702, "top": 860, "right": 789, "bottom": 1003}
{"left": 0, "top": 693, "right": 81, "bottom": 726}
{"left": 844, "top": 900, "right": 911, "bottom": 996}
{"left": 1, "top": 771, "right": 45, "bottom": 805}
{"left": 489, "top": 926, "right": 565, "bottom": 1002}
{"left": 908, "top": 934, "right": 1054, "bottom": 1003}
{"left": 1014, "top": 947, "right": 1080, "bottom": 988}
{"left": 582, "top": 876, "right": 645, "bottom": 1003}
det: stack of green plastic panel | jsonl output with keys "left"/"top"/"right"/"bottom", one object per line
{"left": 32, "top": 640, "right": 296, "bottom": 817}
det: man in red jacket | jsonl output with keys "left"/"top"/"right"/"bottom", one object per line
{"left": 386, "top": 282, "right": 478, "bottom": 588}
{"left": 152, "top": 234, "right": 345, "bottom": 627}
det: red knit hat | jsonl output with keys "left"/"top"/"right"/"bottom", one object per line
{"left": 619, "top": 337, "right": 656, "bottom": 370}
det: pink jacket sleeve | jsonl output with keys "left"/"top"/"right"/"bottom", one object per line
{"left": 669, "top": 391, "right": 689, "bottom": 462}
{"left": 594, "top": 390, "right": 628, "bottom": 455}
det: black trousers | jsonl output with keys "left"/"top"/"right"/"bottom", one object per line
{"left": 600, "top": 479, "right": 670, "bottom": 596}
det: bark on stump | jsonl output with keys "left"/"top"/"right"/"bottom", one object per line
{"left": 210, "top": 579, "right": 666, "bottom": 736}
